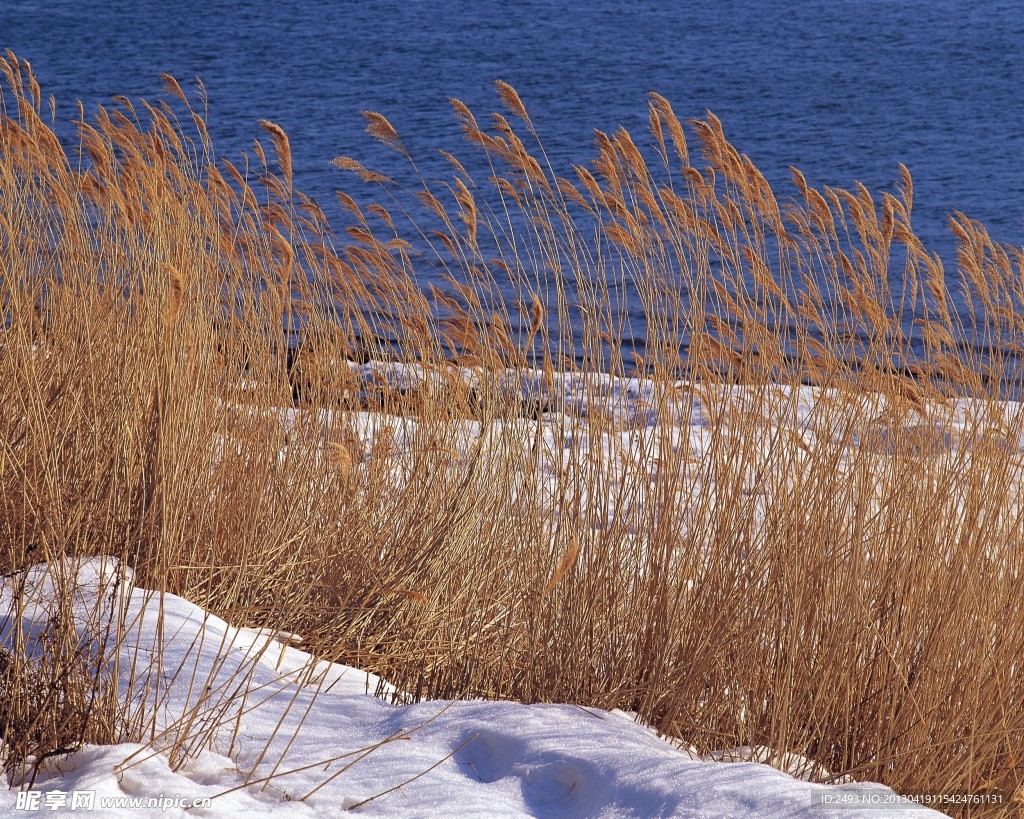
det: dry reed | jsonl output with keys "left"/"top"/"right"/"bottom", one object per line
{"left": 2, "top": 54, "right": 1023, "bottom": 812}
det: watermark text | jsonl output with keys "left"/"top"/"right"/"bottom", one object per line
{"left": 15, "top": 789, "right": 212, "bottom": 812}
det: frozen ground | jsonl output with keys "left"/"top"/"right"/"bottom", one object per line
{"left": 1, "top": 559, "right": 944, "bottom": 817}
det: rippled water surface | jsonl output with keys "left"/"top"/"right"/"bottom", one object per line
{"left": 4, "top": 0, "right": 1024, "bottom": 357}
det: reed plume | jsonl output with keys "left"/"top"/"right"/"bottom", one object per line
{"left": 544, "top": 536, "right": 579, "bottom": 592}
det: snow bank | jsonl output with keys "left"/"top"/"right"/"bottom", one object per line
{"left": 1, "top": 560, "right": 942, "bottom": 817}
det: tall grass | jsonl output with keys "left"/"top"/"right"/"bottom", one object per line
{"left": 2, "top": 51, "right": 1024, "bottom": 810}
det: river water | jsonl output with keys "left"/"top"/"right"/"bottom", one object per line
{"left": 4, "top": 0, "right": 1024, "bottom": 372}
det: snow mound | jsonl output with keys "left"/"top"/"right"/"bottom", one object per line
{"left": 1, "top": 559, "right": 941, "bottom": 817}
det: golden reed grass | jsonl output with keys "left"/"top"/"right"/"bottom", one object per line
{"left": 3, "top": 51, "right": 1024, "bottom": 811}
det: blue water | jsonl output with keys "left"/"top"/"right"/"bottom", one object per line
{"left": 4, "top": 0, "right": 1024, "bottom": 366}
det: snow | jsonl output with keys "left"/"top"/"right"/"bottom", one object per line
{"left": 2, "top": 559, "right": 942, "bottom": 817}
{"left": 5, "top": 363, "right": 999, "bottom": 816}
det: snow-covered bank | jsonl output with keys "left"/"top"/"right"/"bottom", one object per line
{"left": 1, "top": 560, "right": 944, "bottom": 817}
